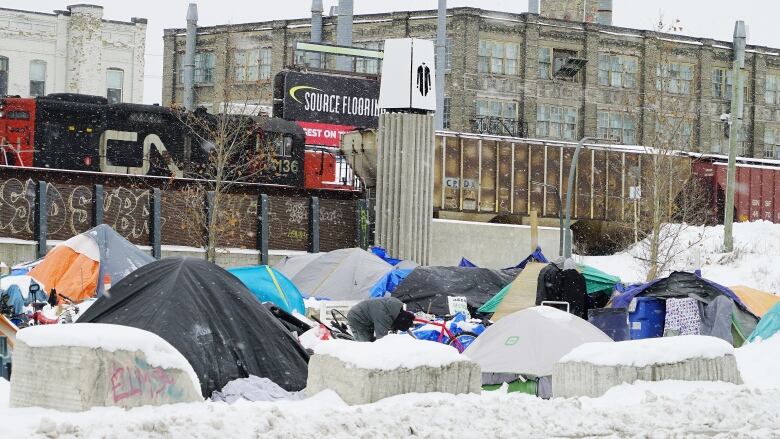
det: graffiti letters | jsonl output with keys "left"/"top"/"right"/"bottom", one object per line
{"left": 109, "top": 357, "right": 185, "bottom": 403}
{"left": 0, "top": 178, "right": 34, "bottom": 235}
{"left": 104, "top": 187, "right": 150, "bottom": 239}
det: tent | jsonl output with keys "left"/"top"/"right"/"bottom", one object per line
{"left": 581, "top": 265, "right": 621, "bottom": 295}
{"left": 464, "top": 306, "right": 612, "bottom": 377}
{"left": 478, "top": 262, "right": 546, "bottom": 320}
{"left": 459, "top": 247, "right": 548, "bottom": 270}
{"left": 747, "top": 302, "right": 780, "bottom": 343}
{"left": 79, "top": 257, "right": 309, "bottom": 396}
{"left": 28, "top": 224, "right": 154, "bottom": 302}
{"left": 288, "top": 248, "right": 393, "bottom": 300}
{"left": 273, "top": 252, "right": 324, "bottom": 280}
{"left": 369, "top": 268, "right": 413, "bottom": 298}
{"left": 227, "top": 265, "right": 305, "bottom": 315}
{"left": 730, "top": 285, "right": 780, "bottom": 318}
{"left": 392, "top": 267, "right": 519, "bottom": 316}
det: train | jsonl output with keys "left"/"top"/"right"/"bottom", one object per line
{"left": 0, "top": 93, "right": 355, "bottom": 191}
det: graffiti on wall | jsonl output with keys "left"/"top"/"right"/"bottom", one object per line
{"left": 109, "top": 357, "right": 187, "bottom": 403}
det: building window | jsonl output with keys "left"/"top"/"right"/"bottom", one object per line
{"left": 537, "top": 104, "right": 577, "bottom": 140}
{"left": 712, "top": 68, "right": 733, "bottom": 100}
{"left": 766, "top": 73, "right": 780, "bottom": 105}
{"left": 443, "top": 97, "right": 451, "bottom": 129}
{"left": 598, "top": 53, "right": 637, "bottom": 88}
{"left": 234, "top": 48, "right": 272, "bottom": 82}
{"left": 539, "top": 48, "right": 580, "bottom": 81}
{"left": 29, "top": 60, "right": 46, "bottom": 97}
{"left": 713, "top": 122, "right": 747, "bottom": 156}
{"left": 765, "top": 128, "right": 780, "bottom": 158}
{"left": 474, "top": 99, "right": 520, "bottom": 136}
{"left": 106, "top": 69, "right": 123, "bottom": 103}
{"left": 0, "top": 56, "right": 7, "bottom": 96}
{"left": 655, "top": 116, "right": 694, "bottom": 149}
{"left": 597, "top": 111, "right": 636, "bottom": 144}
{"left": 355, "top": 41, "right": 383, "bottom": 74}
{"left": 656, "top": 62, "right": 694, "bottom": 95}
{"left": 478, "top": 40, "right": 518, "bottom": 75}
{"left": 178, "top": 52, "right": 215, "bottom": 85}
{"left": 445, "top": 37, "right": 453, "bottom": 72}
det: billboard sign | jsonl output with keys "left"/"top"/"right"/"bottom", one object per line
{"left": 295, "top": 121, "right": 355, "bottom": 147}
{"left": 274, "top": 71, "right": 381, "bottom": 129}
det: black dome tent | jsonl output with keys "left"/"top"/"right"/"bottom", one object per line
{"left": 79, "top": 257, "right": 309, "bottom": 396}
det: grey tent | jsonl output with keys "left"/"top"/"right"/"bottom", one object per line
{"left": 274, "top": 252, "right": 324, "bottom": 280}
{"left": 288, "top": 248, "right": 393, "bottom": 300}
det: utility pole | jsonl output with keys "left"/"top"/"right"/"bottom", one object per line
{"left": 563, "top": 136, "right": 592, "bottom": 258}
{"left": 435, "top": 0, "right": 447, "bottom": 130}
{"left": 723, "top": 21, "right": 746, "bottom": 252}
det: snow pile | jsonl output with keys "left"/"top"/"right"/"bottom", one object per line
{"left": 313, "top": 334, "right": 463, "bottom": 370}
{"left": 17, "top": 323, "right": 200, "bottom": 392}
{"left": 560, "top": 335, "right": 734, "bottom": 367}
{"left": 0, "top": 378, "right": 8, "bottom": 409}
{"left": 582, "top": 221, "right": 780, "bottom": 294}
{"left": 736, "top": 334, "right": 780, "bottom": 388}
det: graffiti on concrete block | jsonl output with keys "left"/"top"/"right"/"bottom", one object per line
{"left": 109, "top": 357, "right": 186, "bottom": 403}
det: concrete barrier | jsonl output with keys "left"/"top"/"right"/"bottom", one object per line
{"left": 307, "top": 354, "right": 481, "bottom": 405}
{"left": 10, "top": 325, "right": 202, "bottom": 411}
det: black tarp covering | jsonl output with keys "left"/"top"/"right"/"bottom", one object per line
{"left": 79, "top": 257, "right": 309, "bottom": 396}
{"left": 535, "top": 264, "right": 589, "bottom": 319}
{"left": 391, "top": 267, "right": 519, "bottom": 316}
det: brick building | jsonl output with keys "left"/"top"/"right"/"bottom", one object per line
{"left": 162, "top": 5, "right": 780, "bottom": 159}
{"left": 0, "top": 4, "right": 147, "bottom": 103}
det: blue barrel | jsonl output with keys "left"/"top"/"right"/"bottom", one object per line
{"left": 588, "top": 308, "right": 630, "bottom": 341}
{"left": 628, "top": 297, "right": 666, "bottom": 339}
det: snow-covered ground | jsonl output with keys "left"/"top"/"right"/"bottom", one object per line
{"left": 581, "top": 221, "right": 780, "bottom": 294}
{"left": 0, "top": 333, "right": 778, "bottom": 438}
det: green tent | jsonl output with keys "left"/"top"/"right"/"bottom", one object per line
{"left": 581, "top": 265, "right": 621, "bottom": 295}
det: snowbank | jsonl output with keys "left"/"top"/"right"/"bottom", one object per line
{"left": 560, "top": 335, "right": 734, "bottom": 367}
{"left": 17, "top": 324, "right": 200, "bottom": 392}
{"left": 0, "top": 378, "right": 8, "bottom": 408}
{"left": 313, "top": 334, "right": 463, "bottom": 370}
{"left": 736, "top": 334, "right": 780, "bottom": 388}
{"left": 581, "top": 221, "right": 780, "bottom": 294}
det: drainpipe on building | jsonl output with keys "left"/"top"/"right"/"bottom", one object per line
{"left": 310, "top": 0, "right": 323, "bottom": 68}
{"left": 435, "top": 0, "right": 446, "bottom": 130}
{"left": 723, "top": 21, "right": 747, "bottom": 252}
{"left": 336, "top": 0, "right": 354, "bottom": 72}
{"left": 183, "top": 3, "right": 198, "bottom": 111}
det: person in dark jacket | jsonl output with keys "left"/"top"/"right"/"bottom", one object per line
{"left": 347, "top": 297, "right": 416, "bottom": 342}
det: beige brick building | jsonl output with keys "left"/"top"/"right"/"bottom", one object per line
{"left": 162, "top": 6, "right": 780, "bottom": 159}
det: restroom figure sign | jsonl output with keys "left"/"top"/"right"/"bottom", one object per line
{"left": 417, "top": 62, "right": 431, "bottom": 97}
{"left": 378, "top": 38, "right": 436, "bottom": 112}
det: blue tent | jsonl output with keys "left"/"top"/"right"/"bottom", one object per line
{"left": 748, "top": 302, "right": 780, "bottom": 343}
{"left": 228, "top": 266, "right": 305, "bottom": 315}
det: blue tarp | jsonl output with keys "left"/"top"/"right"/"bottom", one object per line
{"left": 0, "top": 283, "right": 47, "bottom": 315}
{"left": 459, "top": 247, "right": 549, "bottom": 270}
{"left": 228, "top": 266, "right": 305, "bottom": 315}
{"left": 371, "top": 247, "right": 402, "bottom": 266}
{"left": 748, "top": 301, "right": 780, "bottom": 342}
{"left": 410, "top": 312, "right": 486, "bottom": 350}
{"left": 369, "top": 268, "right": 413, "bottom": 298}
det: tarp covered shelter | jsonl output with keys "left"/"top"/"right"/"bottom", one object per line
{"left": 288, "top": 248, "right": 393, "bottom": 300}
{"left": 730, "top": 285, "right": 780, "bottom": 318}
{"left": 478, "top": 262, "right": 546, "bottom": 320}
{"left": 29, "top": 224, "right": 154, "bottom": 302}
{"left": 228, "top": 266, "right": 305, "bottom": 315}
{"left": 581, "top": 265, "right": 621, "bottom": 295}
{"left": 369, "top": 268, "right": 413, "bottom": 298}
{"left": 748, "top": 302, "right": 780, "bottom": 343}
{"left": 79, "top": 257, "right": 310, "bottom": 396}
{"left": 392, "top": 267, "right": 519, "bottom": 316}
{"left": 464, "top": 306, "right": 612, "bottom": 377}
{"left": 459, "top": 247, "right": 548, "bottom": 270}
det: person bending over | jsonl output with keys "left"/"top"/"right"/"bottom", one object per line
{"left": 347, "top": 297, "right": 416, "bottom": 342}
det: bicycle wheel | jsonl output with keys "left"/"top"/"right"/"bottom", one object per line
{"left": 447, "top": 331, "right": 479, "bottom": 353}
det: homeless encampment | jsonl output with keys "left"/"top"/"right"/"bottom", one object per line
{"left": 612, "top": 271, "right": 759, "bottom": 346}
{"left": 392, "top": 267, "right": 519, "bottom": 316}
{"left": 28, "top": 224, "right": 154, "bottom": 302}
{"left": 78, "top": 257, "right": 310, "bottom": 397}
{"left": 284, "top": 248, "right": 393, "bottom": 300}
{"left": 228, "top": 266, "right": 305, "bottom": 315}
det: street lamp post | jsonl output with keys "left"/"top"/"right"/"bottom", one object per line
{"left": 532, "top": 181, "right": 564, "bottom": 256}
{"left": 563, "top": 136, "right": 593, "bottom": 259}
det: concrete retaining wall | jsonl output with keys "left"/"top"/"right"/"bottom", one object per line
{"left": 552, "top": 355, "right": 743, "bottom": 398}
{"left": 10, "top": 340, "right": 202, "bottom": 411}
{"left": 306, "top": 354, "right": 481, "bottom": 405}
{"left": 429, "top": 219, "right": 562, "bottom": 268}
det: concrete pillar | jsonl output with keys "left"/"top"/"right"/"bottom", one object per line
{"left": 66, "top": 5, "right": 104, "bottom": 96}
{"left": 375, "top": 113, "right": 435, "bottom": 265}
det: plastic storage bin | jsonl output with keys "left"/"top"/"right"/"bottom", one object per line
{"left": 628, "top": 297, "right": 666, "bottom": 339}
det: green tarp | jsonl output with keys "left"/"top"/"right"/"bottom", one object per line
{"left": 479, "top": 283, "right": 510, "bottom": 313}
{"left": 581, "top": 265, "right": 621, "bottom": 295}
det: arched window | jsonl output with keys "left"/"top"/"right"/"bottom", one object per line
{"left": 29, "top": 60, "right": 46, "bottom": 97}
{"left": 0, "top": 56, "right": 8, "bottom": 96}
{"left": 106, "top": 68, "right": 124, "bottom": 103}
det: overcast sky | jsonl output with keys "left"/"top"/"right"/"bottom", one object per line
{"left": 4, "top": 0, "right": 777, "bottom": 104}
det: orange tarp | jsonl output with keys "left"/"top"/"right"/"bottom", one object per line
{"left": 29, "top": 234, "right": 100, "bottom": 303}
{"left": 731, "top": 285, "right": 780, "bottom": 318}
